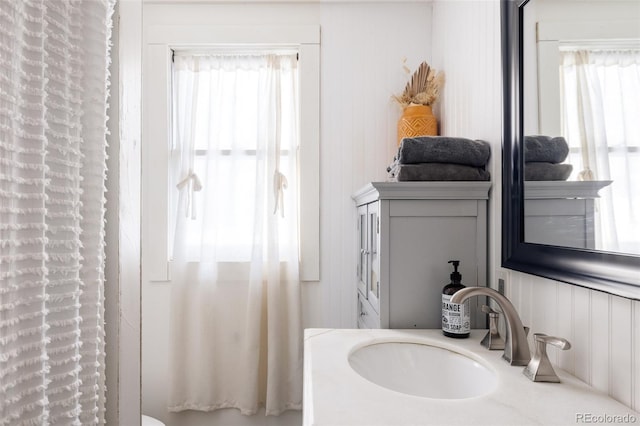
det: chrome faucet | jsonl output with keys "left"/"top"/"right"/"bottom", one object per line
{"left": 451, "top": 287, "right": 531, "bottom": 366}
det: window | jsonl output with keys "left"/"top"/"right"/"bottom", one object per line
{"left": 170, "top": 52, "right": 299, "bottom": 262}
{"left": 142, "top": 25, "right": 320, "bottom": 282}
{"left": 536, "top": 20, "right": 640, "bottom": 255}
{"left": 560, "top": 47, "right": 640, "bottom": 253}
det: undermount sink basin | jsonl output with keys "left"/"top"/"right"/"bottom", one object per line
{"left": 348, "top": 341, "right": 497, "bottom": 399}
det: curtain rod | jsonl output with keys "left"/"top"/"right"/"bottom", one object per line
{"left": 559, "top": 39, "right": 640, "bottom": 51}
{"left": 171, "top": 47, "right": 299, "bottom": 57}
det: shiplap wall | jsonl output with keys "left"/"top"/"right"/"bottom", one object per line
{"left": 510, "top": 274, "right": 640, "bottom": 411}
{"left": 313, "top": 2, "right": 434, "bottom": 329}
{"left": 431, "top": 0, "right": 640, "bottom": 412}
{"left": 141, "top": 2, "right": 432, "bottom": 425}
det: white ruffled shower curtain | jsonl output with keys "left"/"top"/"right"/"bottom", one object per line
{"left": 560, "top": 48, "right": 640, "bottom": 253}
{"left": 0, "top": 1, "right": 114, "bottom": 424}
{"left": 168, "top": 53, "right": 303, "bottom": 415}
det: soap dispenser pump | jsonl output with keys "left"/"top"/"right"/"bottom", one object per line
{"left": 442, "top": 260, "right": 470, "bottom": 338}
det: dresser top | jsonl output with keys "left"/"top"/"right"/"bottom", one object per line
{"left": 352, "top": 181, "right": 492, "bottom": 205}
{"left": 524, "top": 180, "right": 612, "bottom": 199}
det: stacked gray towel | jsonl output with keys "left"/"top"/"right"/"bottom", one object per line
{"left": 524, "top": 135, "right": 573, "bottom": 181}
{"left": 387, "top": 136, "right": 491, "bottom": 182}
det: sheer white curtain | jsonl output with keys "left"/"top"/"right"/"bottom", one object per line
{"left": 168, "top": 53, "right": 302, "bottom": 415}
{"left": 560, "top": 48, "right": 640, "bottom": 253}
{"left": 0, "top": 1, "right": 114, "bottom": 425}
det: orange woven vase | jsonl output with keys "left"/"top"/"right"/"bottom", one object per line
{"left": 397, "top": 105, "right": 438, "bottom": 146}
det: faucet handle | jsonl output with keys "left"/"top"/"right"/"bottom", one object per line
{"left": 480, "top": 305, "right": 505, "bottom": 350}
{"left": 523, "top": 333, "right": 571, "bottom": 383}
{"left": 535, "top": 334, "right": 571, "bottom": 350}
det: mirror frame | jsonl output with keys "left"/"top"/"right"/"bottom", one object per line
{"left": 501, "top": 0, "right": 640, "bottom": 299}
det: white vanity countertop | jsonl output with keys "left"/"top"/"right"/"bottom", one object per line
{"left": 303, "top": 328, "right": 639, "bottom": 426}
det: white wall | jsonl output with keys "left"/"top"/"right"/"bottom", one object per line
{"left": 431, "top": 0, "right": 640, "bottom": 412}
{"left": 141, "top": 2, "right": 432, "bottom": 425}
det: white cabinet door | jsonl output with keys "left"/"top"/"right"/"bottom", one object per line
{"left": 356, "top": 202, "right": 380, "bottom": 315}
{"left": 367, "top": 202, "right": 380, "bottom": 314}
{"left": 356, "top": 204, "right": 368, "bottom": 298}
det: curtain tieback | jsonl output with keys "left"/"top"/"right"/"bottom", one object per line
{"left": 578, "top": 167, "right": 595, "bottom": 181}
{"left": 273, "top": 170, "right": 288, "bottom": 217}
{"left": 176, "top": 170, "right": 203, "bottom": 219}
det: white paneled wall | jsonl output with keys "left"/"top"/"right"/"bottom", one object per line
{"left": 141, "top": 2, "right": 432, "bottom": 425}
{"left": 508, "top": 274, "right": 640, "bottom": 410}
{"left": 317, "top": 2, "right": 432, "bottom": 329}
{"left": 430, "top": 0, "right": 502, "bottom": 285}
{"left": 431, "top": 0, "right": 640, "bottom": 412}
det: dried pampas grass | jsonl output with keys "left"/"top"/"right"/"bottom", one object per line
{"left": 393, "top": 61, "right": 445, "bottom": 109}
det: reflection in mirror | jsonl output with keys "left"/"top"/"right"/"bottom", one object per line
{"left": 522, "top": 0, "right": 640, "bottom": 255}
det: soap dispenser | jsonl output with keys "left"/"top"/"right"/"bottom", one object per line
{"left": 442, "top": 260, "right": 470, "bottom": 338}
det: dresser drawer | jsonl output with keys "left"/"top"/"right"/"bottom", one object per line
{"left": 357, "top": 293, "right": 379, "bottom": 329}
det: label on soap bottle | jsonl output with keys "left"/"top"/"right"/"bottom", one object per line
{"left": 442, "top": 294, "right": 470, "bottom": 334}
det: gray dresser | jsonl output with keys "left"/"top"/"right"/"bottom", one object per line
{"left": 353, "top": 182, "right": 491, "bottom": 329}
{"left": 524, "top": 181, "right": 612, "bottom": 249}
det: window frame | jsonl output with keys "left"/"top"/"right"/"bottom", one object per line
{"left": 143, "top": 25, "right": 320, "bottom": 282}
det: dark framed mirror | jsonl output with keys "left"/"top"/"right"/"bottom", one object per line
{"left": 501, "top": 0, "right": 640, "bottom": 298}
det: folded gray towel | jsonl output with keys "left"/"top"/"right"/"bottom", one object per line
{"left": 524, "top": 135, "right": 569, "bottom": 163}
{"left": 524, "top": 162, "right": 573, "bottom": 181}
{"left": 388, "top": 163, "right": 491, "bottom": 182}
{"left": 397, "top": 136, "right": 491, "bottom": 167}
